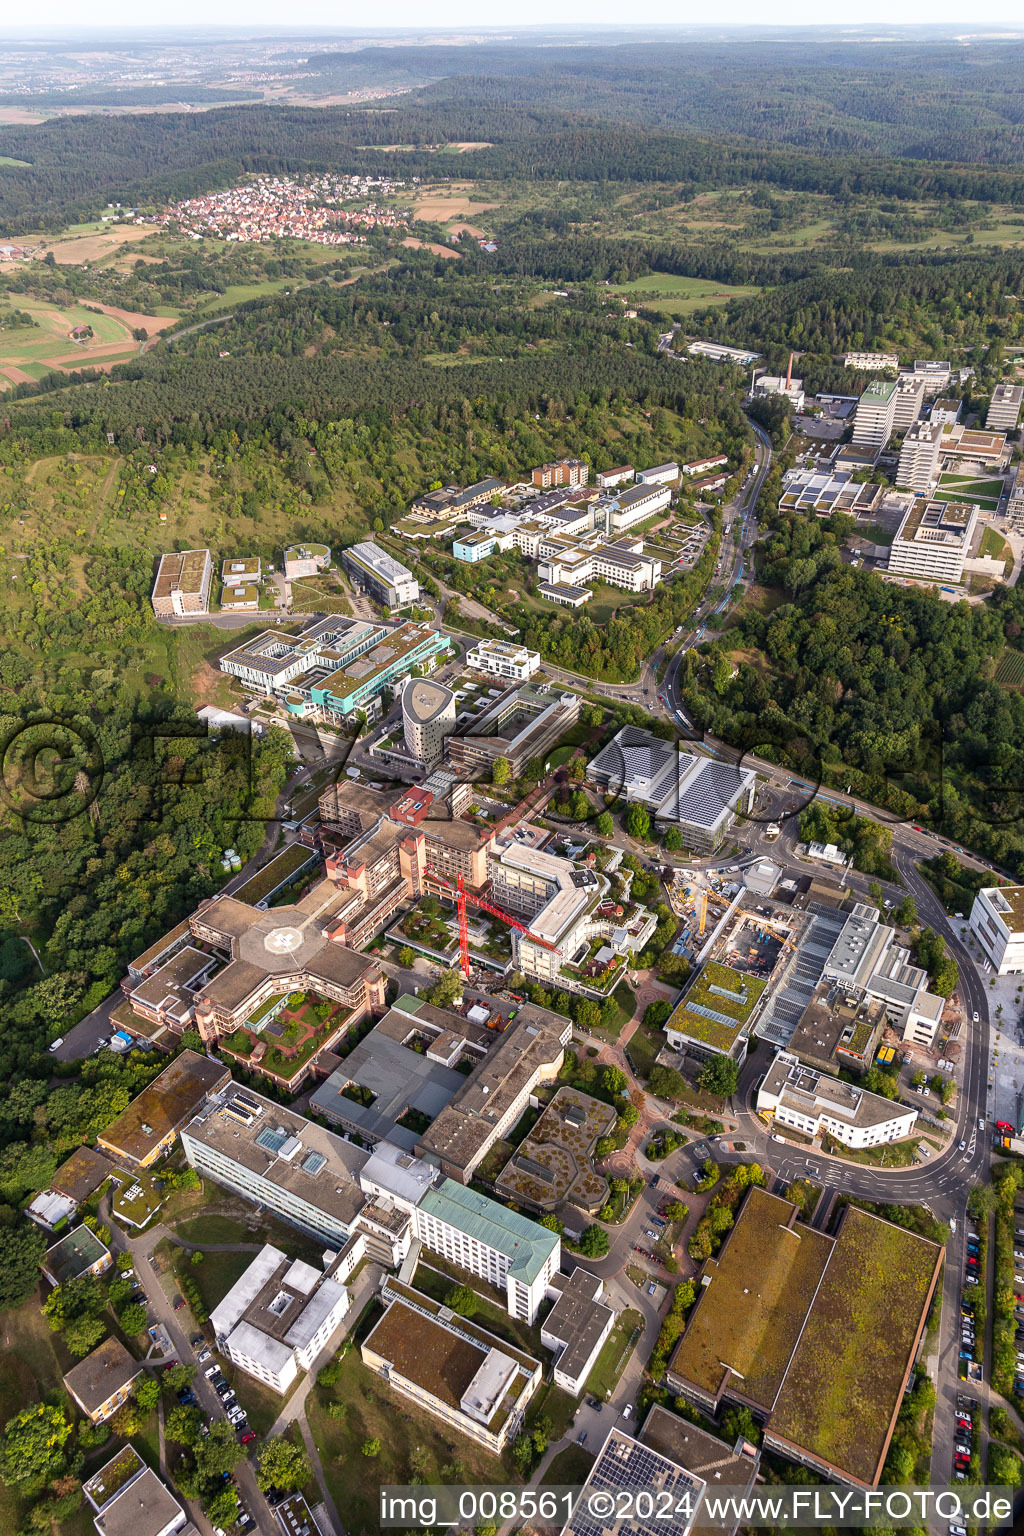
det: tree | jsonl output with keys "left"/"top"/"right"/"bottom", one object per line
{"left": 648, "top": 1064, "right": 686, "bottom": 1100}
{"left": 110, "top": 1399, "right": 143, "bottom": 1438}
{"left": 398, "top": 946, "right": 414, "bottom": 969}
{"left": 575, "top": 1000, "right": 601, "bottom": 1032}
{"left": 118, "top": 1302, "right": 147, "bottom": 1336}
{"left": 596, "top": 811, "right": 614, "bottom": 836}
{"left": 0, "top": 1223, "right": 45, "bottom": 1312}
{"left": 664, "top": 1200, "right": 687, "bottom": 1222}
{"left": 256, "top": 1435, "right": 313, "bottom": 1493}
{"left": 164, "top": 1363, "right": 197, "bottom": 1392}
{"left": 492, "top": 756, "right": 512, "bottom": 787}
{"left": 579, "top": 1224, "right": 610, "bottom": 1257}
{"left": 643, "top": 999, "right": 672, "bottom": 1030}
{"left": 445, "top": 1285, "right": 477, "bottom": 1317}
{"left": 663, "top": 826, "right": 683, "bottom": 852}
{"left": 165, "top": 1405, "right": 203, "bottom": 1445}
{"left": 0, "top": 1404, "right": 72, "bottom": 1490}
{"left": 602, "top": 1065, "right": 627, "bottom": 1096}
{"left": 362, "top": 1438, "right": 381, "bottom": 1457}
{"left": 134, "top": 1377, "right": 160, "bottom": 1413}
{"left": 698, "top": 1054, "right": 739, "bottom": 1098}
{"left": 428, "top": 970, "right": 462, "bottom": 1008}
{"left": 205, "top": 1487, "right": 241, "bottom": 1527}
{"left": 625, "top": 803, "right": 651, "bottom": 841}
{"left": 538, "top": 1214, "right": 563, "bottom": 1234}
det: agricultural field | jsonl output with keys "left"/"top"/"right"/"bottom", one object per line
{"left": 994, "top": 649, "right": 1024, "bottom": 689}
{"left": 0, "top": 293, "right": 175, "bottom": 387}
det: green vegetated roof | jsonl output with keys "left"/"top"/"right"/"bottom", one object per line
{"left": 671, "top": 1191, "right": 942, "bottom": 1485}
{"left": 770, "top": 1207, "right": 941, "bottom": 1484}
{"left": 666, "top": 960, "right": 767, "bottom": 1051}
{"left": 669, "top": 1188, "right": 831, "bottom": 1404}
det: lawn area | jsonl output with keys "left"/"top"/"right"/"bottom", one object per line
{"left": 823, "top": 1135, "right": 923, "bottom": 1168}
{"left": 979, "top": 526, "right": 1014, "bottom": 574}
{"left": 541, "top": 1445, "right": 595, "bottom": 1485}
{"left": 624, "top": 1023, "right": 665, "bottom": 1079}
{"left": 609, "top": 273, "right": 760, "bottom": 316}
{"left": 585, "top": 1309, "right": 644, "bottom": 1401}
{"left": 172, "top": 1212, "right": 254, "bottom": 1246}
{"left": 307, "top": 1350, "right": 511, "bottom": 1536}
{"left": 179, "top": 1248, "right": 254, "bottom": 1317}
{"left": 0, "top": 1290, "right": 75, "bottom": 1533}
{"left": 527, "top": 1380, "right": 579, "bottom": 1442}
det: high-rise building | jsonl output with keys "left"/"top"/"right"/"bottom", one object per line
{"left": 401, "top": 679, "right": 456, "bottom": 767}
{"left": 852, "top": 381, "right": 898, "bottom": 450}
{"left": 887, "top": 500, "right": 978, "bottom": 585}
{"left": 987, "top": 383, "right": 1024, "bottom": 434}
{"left": 896, "top": 419, "right": 944, "bottom": 493}
{"left": 893, "top": 375, "right": 925, "bottom": 433}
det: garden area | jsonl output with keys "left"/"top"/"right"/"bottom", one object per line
{"left": 586, "top": 1309, "right": 645, "bottom": 1401}
{"left": 219, "top": 992, "right": 352, "bottom": 1084}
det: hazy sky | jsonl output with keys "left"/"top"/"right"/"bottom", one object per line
{"left": 8, "top": 3, "right": 1024, "bottom": 28}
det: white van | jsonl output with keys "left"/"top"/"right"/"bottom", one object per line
{"left": 48, "top": 1037, "right": 64, "bottom": 1053}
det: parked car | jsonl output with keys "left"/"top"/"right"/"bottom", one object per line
{"left": 239, "top": 1431, "right": 256, "bottom": 1446}
{"left": 577, "top": 1431, "right": 587, "bottom": 1446}
{"left": 198, "top": 1349, "right": 211, "bottom": 1363}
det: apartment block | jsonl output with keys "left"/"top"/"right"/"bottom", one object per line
{"left": 841, "top": 351, "right": 899, "bottom": 372}
{"left": 151, "top": 548, "right": 213, "bottom": 617}
{"left": 596, "top": 465, "right": 634, "bottom": 489}
{"left": 987, "top": 382, "right": 1024, "bottom": 433}
{"left": 910, "top": 359, "right": 951, "bottom": 396}
{"left": 541, "top": 1268, "right": 616, "bottom": 1395}
{"left": 1007, "top": 464, "right": 1024, "bottom": 532}
{"left": 341, "top": 541, "right": 419, "bottom": 608}
{"left": 532, "top": 458, "right": 588, "bottom": 488}
{"left": 757, "top": 1050, "right": 918, "bottom": 1148}
{"left": 466, "top": 639, "right": 541, "bottom": 682}
{"left": 364, "top": 1284, "right": 542, "bottom": 1450}
{"left": 635, "top": 461, "right": 679, "bottom": 486}
{"left": 852, "top": 381, "right": 898, "bottom": 450}
{"left": 887, "top": 499, "right": 978, "bottom": 585}
{"left": 446, "top": 685, "right": 580, "bottom": 779}
{"left": 413, "top": 1181, "right": 560, "bottom": 1322}
{"left": 681, "top": 454, "right": 729, "bottom": 476}
{"left": 970, "top": 886, "right": 1024, "bottom": 974}
{"left": 210, "top": 1242, "right": 351, "bottom": 1393}
{"left": 896, "top": 419, "right": 944, "bottom": 493}
{"left": 84, "top": 1449, "right": 188, "bottom": 1536}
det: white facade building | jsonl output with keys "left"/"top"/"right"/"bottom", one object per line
{"left": 341, "top": 541, "right": 419, "bottom": 608}
{"left": 896, "top": 420, "right": 944, "bottom": 494}
{"left": 841, "top": 351, "right": 900, "bottom": 372}
{"left": 757, "top": 1051, "right": 918, "bottom": 1149}
{"left": 466, "top": 639, "right": 541, "bottom": 682}
{"left": 210, "top": 1243, "right": 351, "bottom": 1393}
{"left": 852, "top": 380, "right": 898, "bottom": 450}
{"left": 402, "top": 678, "right": 456, "bottom": 766}
{"left": 888, "top": 500, "right": 978, "bottom": 585}
{"left": 636, "top": 462, "right": 679, "bottom": 486}
{"left": 970, "top": 886, "right": 1024, "bottom": 975}
{"left": 987, "top": 383, "right": 1024, "bottom": 434}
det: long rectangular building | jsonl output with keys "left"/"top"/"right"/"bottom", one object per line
{"left": 151, "top": 549, "right": 213, "bottom": 617}
{"left": 887, "top": 499, "right": 978, "bottom": 585}
{"left": 341, "top": 541, "right": 419, "bottom": 608}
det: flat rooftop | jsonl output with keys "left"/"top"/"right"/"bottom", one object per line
{"left": 666, "top": 961, "right": 767, "bottom": 1053}
{"left": 98, "top": 1050, "right": 229, "bottom": 1164}
{"left": 183, "top": 1085, "right": 369, "bottom": 1230}
{"left": 670, "top": 1189, "right": 942, "bottom": 1486}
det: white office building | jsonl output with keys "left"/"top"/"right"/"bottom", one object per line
{"left": 466, "top": 639, "right": 541, "bottom": 682}
{"left": 752, "top": 374, "right": 805, "bottom": 411}
{"left": 852, "top": 380, "right": 898, "bottom": 450}
{"left": 635, "top": 462, "right": 679, "bottom": 487}
{"left": 341, "top": 542, "right": 419, "bottom": 609}
{"left": 688, "top": 340, "right": 761, "bottom": 365}
{"left": 987, "top": 383, "right": 1024, "bottom": 434}
{"left": 970, "top": 886, "right": 1024, "bottom": 975}
{"left": 888, "top": 500, "right": 978, "bottom": 585}
{"left": 402, "top": 678, "right": 456, "bottom": 767}
{"left": 841, "top": 351, "right": 900, "bottom": 372}
{"left": 757, "top": 1050, "right": 918, "bottom": 1149}
{"left": 210, "top": 1242, "right": 352, "bottom": 1393}
{"left": 896, "top": 419, "right": 944, "bottom": 493}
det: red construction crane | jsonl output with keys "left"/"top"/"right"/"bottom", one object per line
{"left": 426, "top": 867, "right": 556, "bottom": 980}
